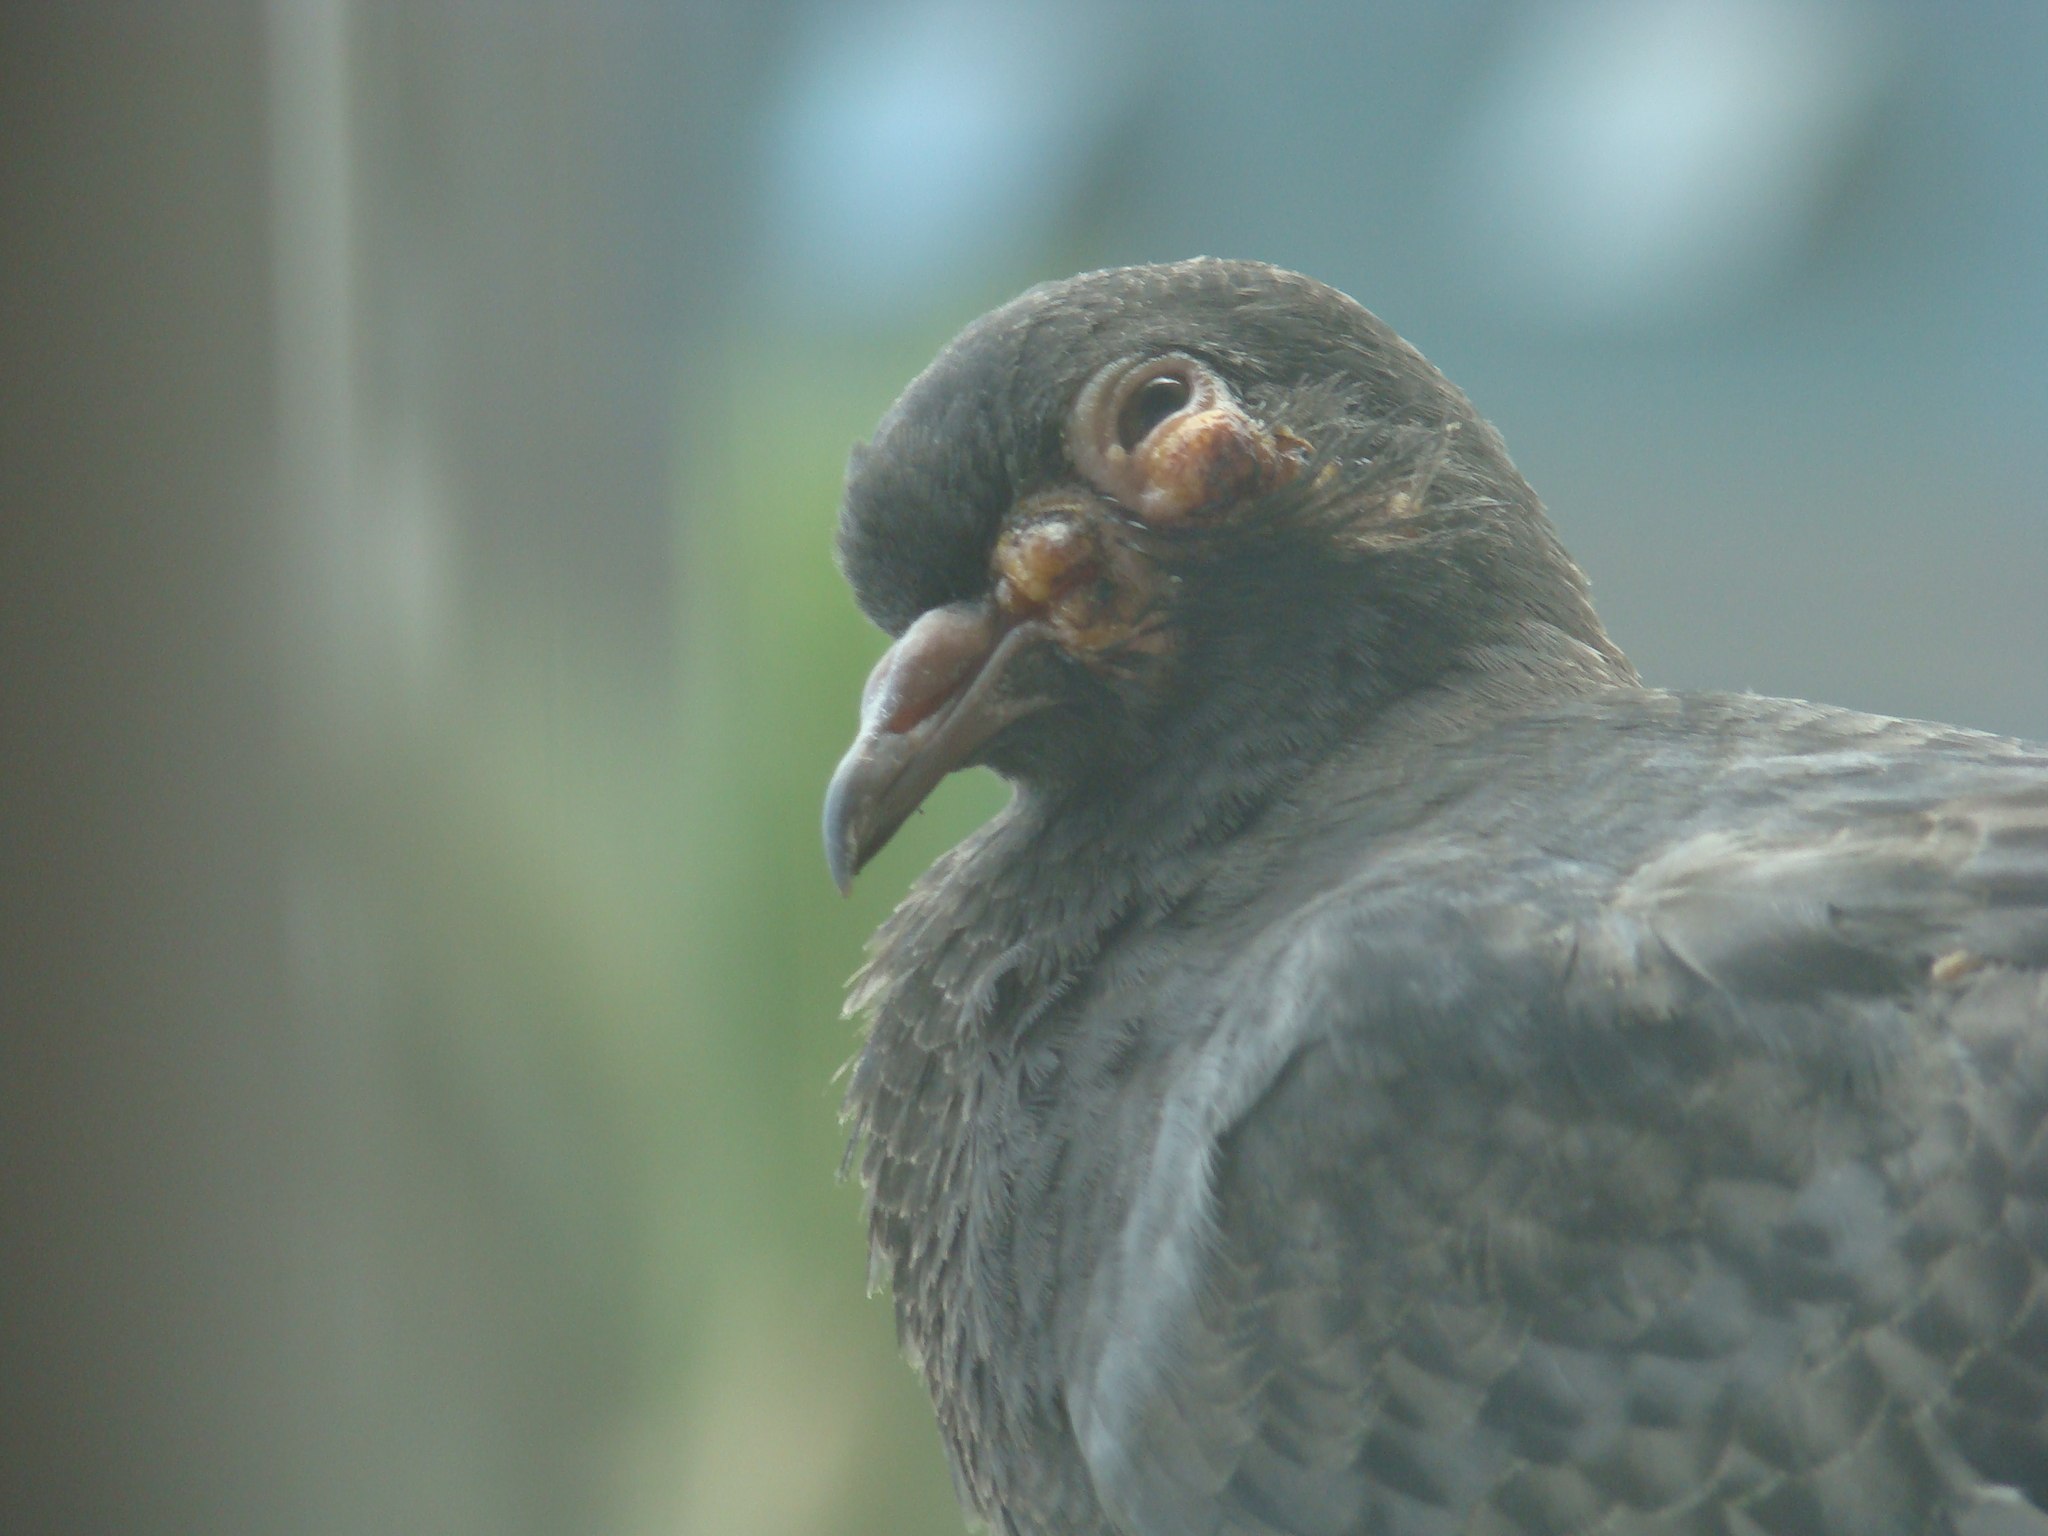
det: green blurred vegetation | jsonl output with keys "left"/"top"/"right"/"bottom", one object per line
{"left": 643, "top": 327, "right": 1009, "bottom": 1535}
{"left": 286, "top": 325, "right": 1015, "bottom": 1536}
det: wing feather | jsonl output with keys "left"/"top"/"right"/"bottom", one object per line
{"left": 1074, "top": 768, "right": 2048, "bottom": 1536}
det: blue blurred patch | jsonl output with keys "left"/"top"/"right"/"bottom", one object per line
{"left": 761, "top": 0, "right": 1128, "bottom": 319}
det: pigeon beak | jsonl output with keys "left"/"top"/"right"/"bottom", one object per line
{"left": 823, "top": 600, "right": 1050, "bottom": 892}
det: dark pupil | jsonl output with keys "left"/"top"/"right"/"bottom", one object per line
{"left": 1117, "top": 374, "right": 1191, "bottom": 451}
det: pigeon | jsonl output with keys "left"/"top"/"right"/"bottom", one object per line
{"left": 821, "top": 259, "right": 2048, "bottom": 1536}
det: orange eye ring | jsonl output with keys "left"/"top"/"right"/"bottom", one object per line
{"left": 1071, "top": 355, "right": 1217, "bottom": 498}
{"left": 1069, "top": 353, "right": 1304, "bottom": 524}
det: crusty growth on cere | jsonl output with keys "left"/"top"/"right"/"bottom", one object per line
{"left": 823, "top": 259, "right": 2048, "bottom": 1536}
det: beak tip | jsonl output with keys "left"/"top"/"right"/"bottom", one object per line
{"left": 823, "top": 781, "right": 860, "bottom": 896}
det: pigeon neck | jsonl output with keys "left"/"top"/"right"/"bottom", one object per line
{"left": 1048, "top": 608, "right": 1635, "bottom": 876}
{"left": 853, "top": 619, "right": 1635, "bottom": 1059}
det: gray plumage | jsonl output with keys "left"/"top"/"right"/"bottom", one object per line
{"left": 825, "top": 260, "right": 2048, "bottom": 1536}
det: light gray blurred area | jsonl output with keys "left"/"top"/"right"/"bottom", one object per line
{"left": 2, "top": 3, "right": 2042, "bottom": 1536}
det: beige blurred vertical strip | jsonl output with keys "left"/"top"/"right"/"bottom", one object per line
{"left": 260, "top": 5, "right": 648, "bottom": 1532}
{"left": 265, "top": 5, "right": 379, "bottom": 1535}
{"left": 270, "top": 0, "right": 359, "bottom": 662}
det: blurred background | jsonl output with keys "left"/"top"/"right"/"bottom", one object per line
{"left": 3, "top": 3, "right": 2043, "bottom": 1533}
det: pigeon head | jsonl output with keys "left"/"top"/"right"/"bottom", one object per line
{"left": 825, "top": 258, "right": 1622, "bottom": 889}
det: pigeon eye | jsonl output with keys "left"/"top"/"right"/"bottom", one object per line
{"left": 1117, "top": 374, "right": 1192, "bottom": 451}
{"left": 1072, "top": 351, "right": 1291, "bottom": 523}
